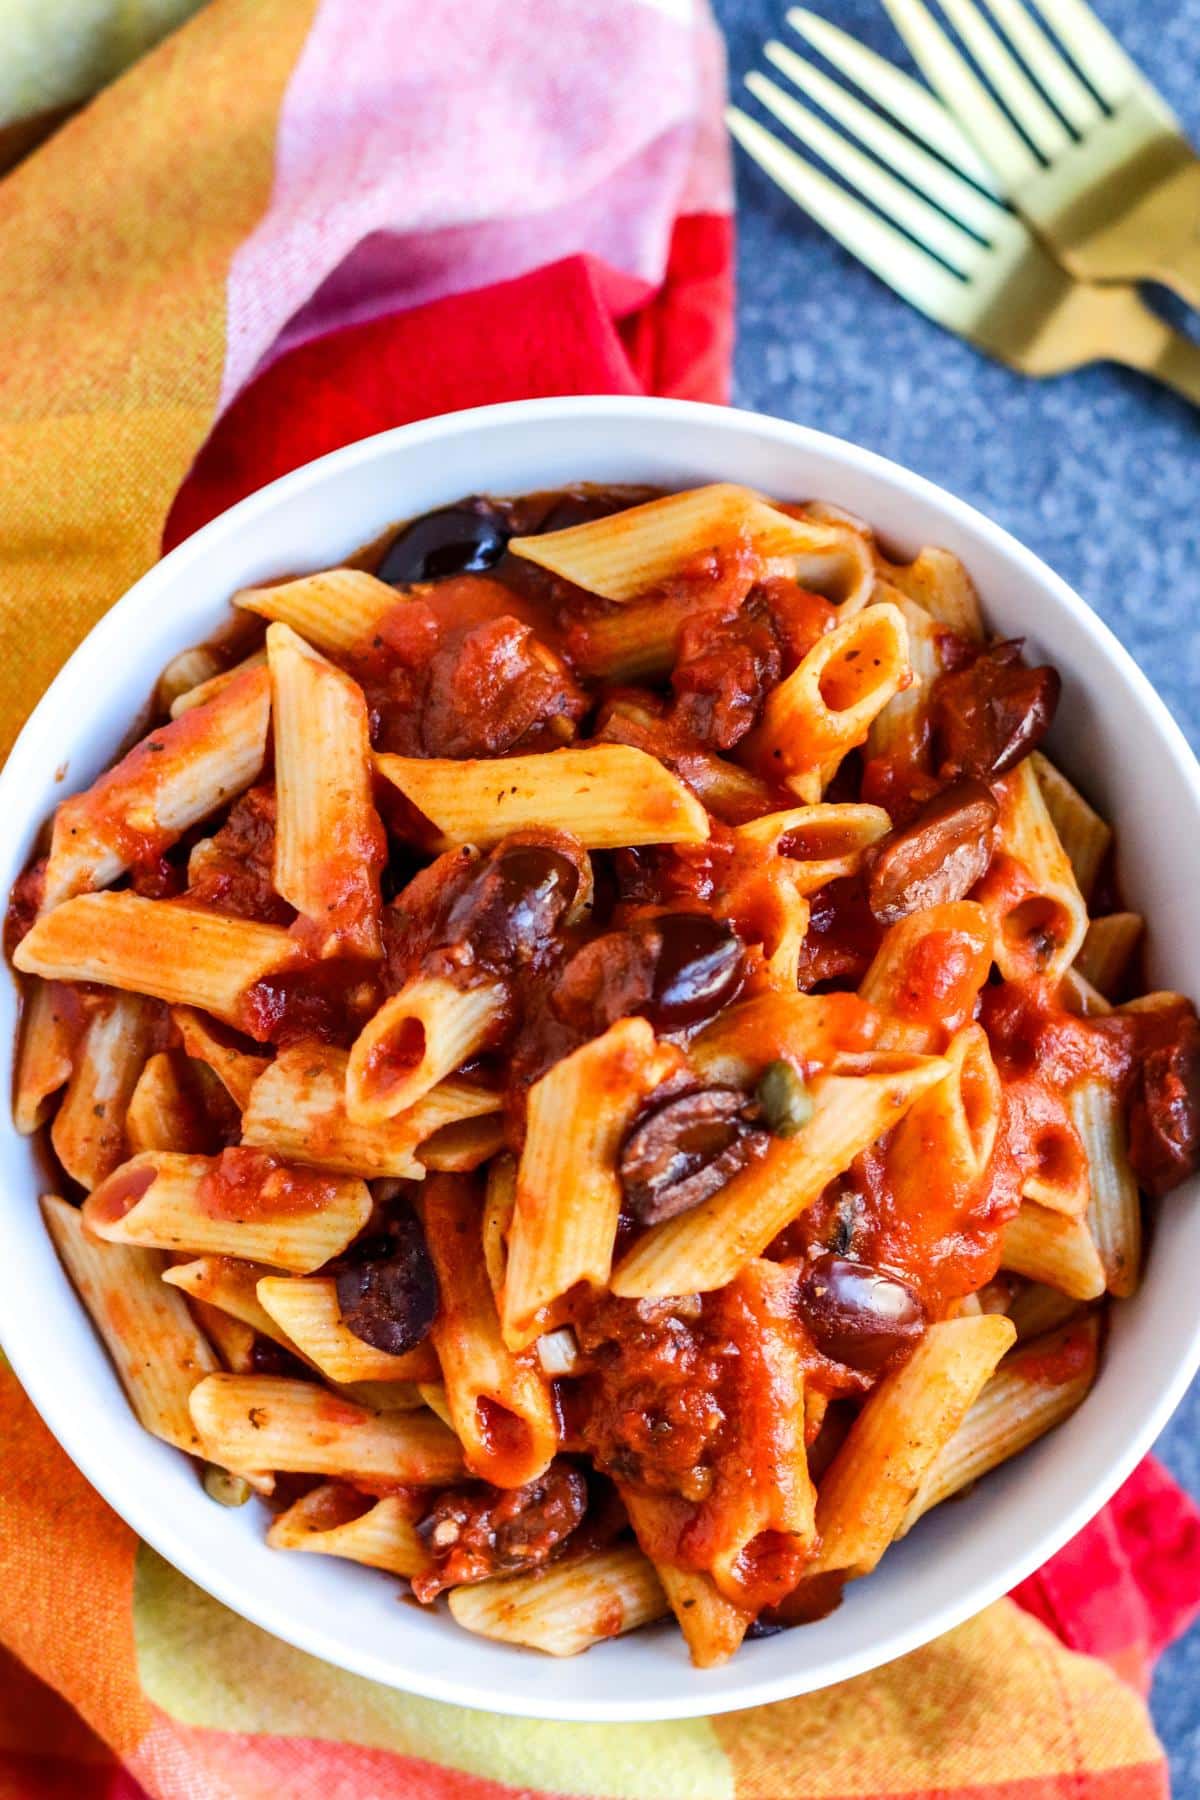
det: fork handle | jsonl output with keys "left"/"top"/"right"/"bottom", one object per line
{"left": 1103, "top": 289, "right": 1200, "bottom": 409}
{"left": 1154, "top": 235, "right": 1200, "bottom": 313}
{"left": 1146, "top": 161, "right": 1200, "bottom": 311}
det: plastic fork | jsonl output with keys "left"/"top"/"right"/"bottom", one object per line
{"left": 875, "top": 0, "right": 1200, "bottom": 305}
{"left": 727, "top": 17, "right": 1200, "bottom": 404}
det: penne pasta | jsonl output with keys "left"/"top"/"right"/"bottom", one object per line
{"left": 50, "top": 993, "right": 158, "bottom": 1190}
{"left": 447, "top": 1545, "right": 668, "bottom": 1655}
{"left": 898, "top": 1317, "right": 1100, "bottom": 1533}
{"left": 623, "top": 1491, "right": 753, "bottom": 1668}
{"left": 13, "top": 978, "right": 76, "bottom": 1134}
{"left": 169, "top": 649, "right": 267, "bottom": 718}
{"left": 418, "top": 1112, "right": 508, "bottom": 1173}
{"left": 235, "top": 568, "right": 401, "bottom": 654}
{"left": 977, "top": 759, "right": 1087, "bottom": 988}
{"left": 1001, "top": 1202, "right": 1107, "bottom": 1301}
{"left": 865, "top": 590, "right": 943, "bottom": 760}
{"left": 879, "top": 544, "right": 983, "bottom": 640}
{"left": 243, "top": 1041, "right": 498, "bottom": 1176}
{"left": 811, "top": 1314, "right": 1016, "bottom": 1576}
{"left": 267, "top": 623, "right": 385, "bottom": 958}
{"left": 887, "top": 1024, "right": 1001, "bottom": 1219}
{"left": 157, "top": 645, "right": 226, "bottom": 713}
{"left": 732, "top": 802, "right": 891, "bottom": 896}
{"left": 255, "top": 1276, "right": 439, "bottom": 1384}
{"left": 482, "top": 1154, "right": 516, "bottom": 1304}
{"left": 43, "top": 1195, "right": 217, "bottom": 1454}
{"left": 83, "top": 1150, "right": 372, "bottom": 1273}
{"left": 189, "top": 1374, "right": 465, "bottom": 1483}
{"left": 345, "top": 975, "right": 507, "bottom": 1126}
{"left": 1072, "top": 1079, "right": 1141, "bottom": 1298}
{"left": 43, "top": 665, "right": 271, "bottom": 909}
{"left": 423, "top": 1174, "right": 558, "bottom": 1487}
{"left": 704, "top": 1261, "right": 816, "bottom": 1606}
{"left": 503, "top": 1018, "right": 675, "bottom": 1347}
{"left": 170, "top": 1006, "right": 269, "bottom": 1111}
{"left": 689, "top": 989, "right": 927, "bottom": 1087}
{"left": 859, "top": 901, "right": 993, "bottom": 1051}
{"left": 1060, "top": 966, "right": 1113, "bottom": 1018}
{"left": 612, "top": 1057, "right": 951, "bottom": 1299}
{"left": 1031, "top": 753, "right": 1111, "bottom": 903}
{"left": 14, "top": 893, "right": 302, "bottom": 1035}
{"left": 267, "top": 1482, "right": 431, "bottom": 1577}
{"left": 1005, "top": 1280, "right": 1086, "bottom": 1342}
{"left": 125, "top": 1050, "right": 209, "bottom": 1155}
{"left": 191, "top": 1296, "right": 258, "bottom": 1374}
{"left": 508, "top": 484, "right": 852, "bottom": 603}
{"left": 754, "top": 602, "right": 910, "bottom": 803}
{"left": 375, "top": 744, "right": 710, "bottom": 852}
{"left": 163, "top": 1255, "right": 289, "bottom": 1349}
{"left": 1075, "top": 912, "right": 1144, "bottom": 998}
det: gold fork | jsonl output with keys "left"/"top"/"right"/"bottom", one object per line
{"left": 727, "top": 16, "right": 1200, "bottom": 404}
{"left": 876, "top": 0, "right": 1200, "bottom": 305}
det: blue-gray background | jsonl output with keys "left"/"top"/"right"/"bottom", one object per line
{"left": 710, "top": 0, "right": 1200, "bottom": 1779}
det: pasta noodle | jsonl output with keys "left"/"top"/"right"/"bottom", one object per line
{"left": 447, "top": 1545, "right": 668, "bottom": 1655}
{"left": 612, "top": 1056, "right": 951, "bottom": 1298}
{"left": 255, "top": 1274, "right": 439, "bottom": 1384}
{"left": 268, "top": 622, "right": 384, "bottom": 957}
{"left": 83, "top": 1150, "right": 372, "bottom": 1273}
{"left": 43, "top": 665, "right": 271, "bottom": 909}
{"left": 267, "top": 1483, "right": 430, "bottom": 1578}
{"left": 812, "top": 1314, "right": 1015, "bottom": 1575}
{"left": 189, "top": 1375, "right": 465, "bottom": 1483}
{"left": 14, "top": 892, "right": 302, "bottom": 1033}
{"left": 345, "top": 976, "right": 507, "bottom": 1125}
{"left": 236, "top": 568, "right": 401, "bottom": 654}
{"left": 43, "top": 1195, "right": 217, "bottom": 1454}
{"left": 754, "top": 602, "right": 910, "bottom": 802}
{"left": 508, "top": 484, "right": 853, "bottom": 602}
{"left": 503, "top": 1018, "right": 676, "bottom": 1346}
{"left": 50, "top": 992, "right": 157, "bottom": 1190}
{"left": 375, "top": 744, "right": 710, "bottom": 851}
{"left": 899, "top": 1317, "right": 1099, "bottom": 1533}
{"left": 423, "top": 1174, "right": 558, "bottom": 1486}
{"left": 13, "top": 979, "right": 75, "bottom": 1134}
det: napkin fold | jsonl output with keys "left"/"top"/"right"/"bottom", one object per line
{"left": 0, "top": 3, "right": 1198, "bottom": 1796}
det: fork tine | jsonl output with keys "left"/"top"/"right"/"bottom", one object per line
{"left": 725, "top": 105, "right": 968, "bottom": 323}
{"left": 880, "top": 0, "right": 1040, "bottom": 191}
{"left": 938, "top": 0, "right": 1072, "bottom": 156}
{"left": 1027, "top": 0, "right": 1147, "bottom": 107}
{"left": 763, "top": 40, "right": 1003, "bottom": 239}
{"left": 744, "top": 70, "right": 986, "bottom": 272}
{"left": 977, "top": 0, "right": 1102, "bottom": 131}
{"left": 786, "top": 7, "right": 1000, "bottom": 191}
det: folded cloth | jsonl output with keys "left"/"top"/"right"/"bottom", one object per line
{"left": 0, "top": 3, "right": 1197, "bottom": 1797}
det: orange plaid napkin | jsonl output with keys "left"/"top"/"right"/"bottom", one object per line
{"left": 0, "top": 4, "right": 1197, "bottom": 1796}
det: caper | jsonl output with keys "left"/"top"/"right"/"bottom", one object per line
{"left": 203, "top": 1464, "right": 253, "bottom": 1507}
{"left": 756, "top": 1059, "right": 814, "bottom": 1137}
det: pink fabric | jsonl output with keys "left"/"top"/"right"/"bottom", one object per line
{"left": 219, "top": 0, "right": 732, "bottom": 403}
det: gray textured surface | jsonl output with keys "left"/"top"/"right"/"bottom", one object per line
{"left": 712, "top": 0, "right": 1200, "bottom": 1780}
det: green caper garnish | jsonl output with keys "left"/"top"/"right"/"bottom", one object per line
{"left": 203, "top": 1464, "right": 252, "bottom": 1507}
{"left": 756, "top": 1059, "right": 814, "bottom": 1137}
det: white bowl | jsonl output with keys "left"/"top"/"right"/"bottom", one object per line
{"left": 2, "top": 396, "right": 1199, "bottom": 1722}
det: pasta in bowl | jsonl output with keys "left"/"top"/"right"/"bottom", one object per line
{"left": 2, "top": 398, "right": 1199, "bottom": 1718}
{"left": 8, "top": 464, "right": 1199, "bottom": 1678}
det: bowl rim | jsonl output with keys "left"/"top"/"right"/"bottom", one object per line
{"left": 3, "top": 393, "right": 1200, "bottom": 1722}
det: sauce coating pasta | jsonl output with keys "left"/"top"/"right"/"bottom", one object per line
{"left": 11, "top": 482, "right": 1200, "bottom": 1665}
